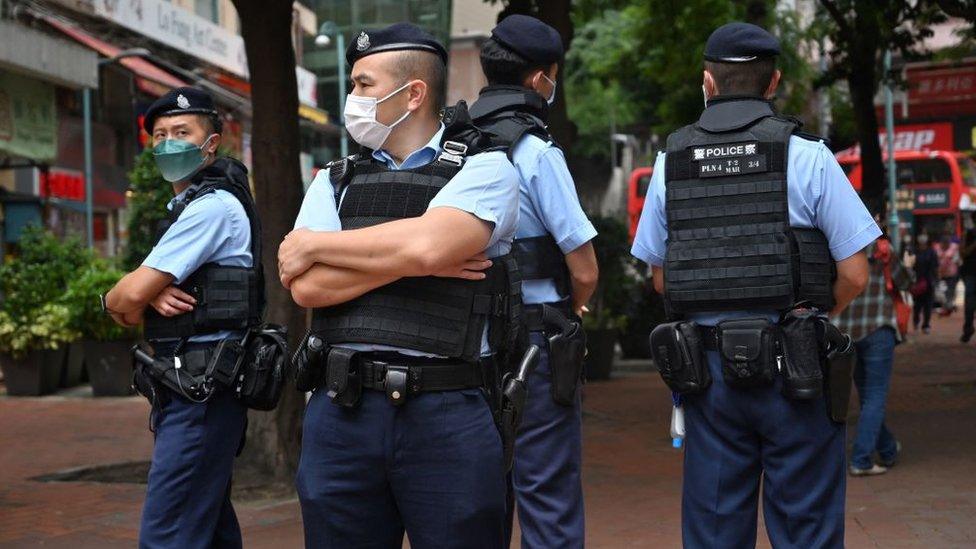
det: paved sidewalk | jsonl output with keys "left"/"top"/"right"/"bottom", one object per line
{"left": 1, "top": 313, "right": 974, "bottom": 548}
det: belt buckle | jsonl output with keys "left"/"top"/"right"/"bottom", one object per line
{"left": 385, "top": 365, "right": 409, "bottom": 406}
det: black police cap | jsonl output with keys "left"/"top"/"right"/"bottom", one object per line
{"left": 143, "top": 87, "right": 218, "bottom": 133}
{"left": 704, "top": 22, "right": 780, "bottom": 63}
{"left": 345, "top": 22, "right": 448, "bottom": 67}
{"left": 491, "top": 14, "right": 563, "bottom": 65}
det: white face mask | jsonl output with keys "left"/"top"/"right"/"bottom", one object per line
{"left": 542, "top": 74, "right": 557, "bottom": 106}
{"left": 702, "top": 84, "right": 709, "bottom": 108}
{"left": 343, "top": 82, "right": 412, "bottom": 150}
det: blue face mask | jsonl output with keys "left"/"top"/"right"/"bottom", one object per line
{"left": 152, "top": 135, "right": 215, "bottom": 182}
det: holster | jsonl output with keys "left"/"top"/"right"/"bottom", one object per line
{"left": 649, "top": 321, "right": 711, "bottom": 394}
{"left": 132, "top": 361, "right": 170, "bottom": 410}
{"left": 779, "top": 310, "right": 826, "bottom": 400}
{"left": 324, "top": 347, "right": 363, "bottom": 408}
{"left": 131, "top": 345, "right": 212, "bottom": 402}
{"left": 498, "top": 345, "right": 541, "bottom": 471}
{"left": 293, "top": 331, "right": 327, "bottom": 392}
{"left": 823, "top": 321, "right": 856, "bottom": 423}
{"left": 543, "top": 305, "right": 586, "bottom": 406}
{"left": 716, "top": 318, "right": 779, "bottom": 389}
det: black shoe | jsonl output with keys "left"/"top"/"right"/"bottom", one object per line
{"left": 962, "top": 328, "right": 974, "bottom": 343}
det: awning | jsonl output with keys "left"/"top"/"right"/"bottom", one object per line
{"left": 41, "top": 16, "right": 186, "bottom": 96}
{"left": 210, "top": 70, "right": 332, "bottom": 127}
{"left": 299, "top": 104, "right": 330, "bottom": 126}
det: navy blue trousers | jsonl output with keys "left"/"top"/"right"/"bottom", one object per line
{"left": 681, "top": 353, "right": 846, "bottom": 549}
{"left": 139, "top": 388, "right": 247, "bottom": 548}
{"left": 509, "top": 332, "right": 585, "bottom": 548}
{"left": 296, "top": 387, "right": 507, "bottom": 548}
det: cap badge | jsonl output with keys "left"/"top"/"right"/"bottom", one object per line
{"left": 176, "top": 94, "right": 190, "bottom": 109}
{"left": 357, "top": 32, "right": 370, "bottom": 51}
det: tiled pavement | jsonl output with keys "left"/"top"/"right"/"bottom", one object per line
{"left": 1, "top": 313, "right": 974, "bottom": 548}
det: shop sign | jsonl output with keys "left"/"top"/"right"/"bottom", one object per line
{"left": 89, "top": 0, "right": 249, "bottom": 78}
{"left": 0, "top": 71, "right": 57, "bottom": 161}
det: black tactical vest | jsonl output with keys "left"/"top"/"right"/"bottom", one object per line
{"left": 663, "top": 97, "right": 835, "bottom": 318}
{"left": 470, "top": 86, "right": 572, "bottom": 299}
{"left": 143, "top": 158, "right": 265, "bottom": 340}
{"left": 311, "top": 102, "right": 522, "bottom": 363}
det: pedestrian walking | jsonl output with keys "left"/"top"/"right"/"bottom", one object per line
{"left": 836, "top": 234, "right": 907, "bottom": 477}
{"left": 631, "top": 22, "right": 877, "bottom": 547}
{"left": 470, "top": 15, "right": 598, "bottom": 548}
{"left": 961, "top": 222, "right": 976, "bottom": 342}
{"left": 279, "top": 23, "right": 525, "bottom": 548}
{"left": 934, "top": 234, "right": 960, "bottom": 314}
{"left": 911, "top": 233, "right": 938, "bottom": 334}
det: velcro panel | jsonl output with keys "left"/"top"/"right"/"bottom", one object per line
{"left": 793, "top": 228, "right": 836, "bottom": 310}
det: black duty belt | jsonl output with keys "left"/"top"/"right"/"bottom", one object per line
{"left": 525, "top": 301, "right": 572, "bottom": 332}
{"left": 356, "top": 354, "right": 485, "bottom": 394}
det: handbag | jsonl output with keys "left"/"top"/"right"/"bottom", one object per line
{"left": 909, "top": 277, "right": 929, "bottom": 298}
{"left": 876, "top": 238, "right": 913, "bottom": 336}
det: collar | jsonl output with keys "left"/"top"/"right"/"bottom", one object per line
{"left": 470, "top": 85, "right": 549, "bottom": 122}
{"left": 372, "top": 123, "right": 446, "bottom": 170}
{"left": 698, "top": 96, "right": 775, "bottom": 133}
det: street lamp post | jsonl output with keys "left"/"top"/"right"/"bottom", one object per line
{"left": 82, "top": 48, "right": 153, "bottom": 249}
{"left": 316, "top": 21, "right": 348, "bottom": 158}
{"left": 883, "top": 50, "right": 900, "bottom": 252}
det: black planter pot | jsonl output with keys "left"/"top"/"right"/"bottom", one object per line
{"left": 585, "top": 328, "right": 618, "bottom": 381}
{"left": 84, "top": 340, "right": 135, "bottom": 397}
{"left": 0, "top": 348, "right": 66, "bottom": 396}
{"left": 61, "top": 341, "right": 87, "bottom": 388}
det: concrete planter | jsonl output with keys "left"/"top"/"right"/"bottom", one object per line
{"left": 61, "top": 341, "right": 87, "bottom": 388}
{"left": 0, "top": 348, "right": 66, "bottom": 396}
{"left": 84, "top": 340, "right": 135, "bottom": 397}
{"left": 585, "top": 328, "right": 618, "bottom": 381}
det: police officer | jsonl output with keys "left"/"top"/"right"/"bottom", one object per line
{"left": 631, "top": 23, "right": 878, "bottom": 548}
{"left": 103, "top": 87, "right": 262, "bottom": 548}
{"left": 469, "top": 15, "right": 597, "bottom": 549}
{"left": 277, "top": 23, "right": 521, "bottom": 548}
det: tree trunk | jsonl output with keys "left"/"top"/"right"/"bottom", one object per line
{"left": 498, "top": 0, "right": 576, "bottom": 149}
{"left": 231, "top": 0, "right": 305, "bottom": 482}
{"left": 847, "top": 57, "right": 886, "bottom": 217}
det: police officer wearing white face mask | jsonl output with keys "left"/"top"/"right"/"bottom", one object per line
{"left": 282, "top": 23, "right": 524, "bottom": 548}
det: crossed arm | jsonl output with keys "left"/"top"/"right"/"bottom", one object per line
{"left": 104, "top": 267, "right": 199, "bottom": 327}
{"left": 279, "top": 207, "right": 495, "bottom": 308}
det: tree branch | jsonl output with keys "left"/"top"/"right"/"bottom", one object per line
{"left": 819, "top": 0, "right": 853, "bottom": 39}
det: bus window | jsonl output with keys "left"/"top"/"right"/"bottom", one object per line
{"left": 894, "top": 158, "right": 953, "bottom": 185}
{"left": 636, "top": 175, "right": 652, "bottom": 198}
{"left": 959, "top": 158, "right": 976, "bottom": 188}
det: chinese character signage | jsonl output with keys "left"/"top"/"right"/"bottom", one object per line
{"left": 0, "top": 71, "right": 57, "bottom": 162}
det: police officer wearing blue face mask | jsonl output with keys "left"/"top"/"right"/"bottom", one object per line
{"left": 104, "top": 87, "right": 264, "bottom": 548}
{"left": 469, "top": 15, "right": 598, "bottom": 549}
{"left": 279, "top": 23, "right": 524, "bottom": 548}
{"left": 632, "top": 23, "right": 879, "bottom": 548}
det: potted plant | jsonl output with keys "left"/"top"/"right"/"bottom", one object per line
{"left": 582, "top": 215, "right": 640, "bottom": 380}
{"left": 0, "top": 304, "right": 78, "bottom": 395}
{"left": 0, "top": 227, "right": 88, "bottom": 395}
{"left": 62, "top": 264, "right": 138, "bottom": 396}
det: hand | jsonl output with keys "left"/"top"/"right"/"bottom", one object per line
{"left": 278, "top": 228, "right": 317, "bottom": 288}
{"left": 433, "top": 253, "right": 492, "bottom": 280}
{"left": 149, "top": 286, "right": 196, "bottom": 317}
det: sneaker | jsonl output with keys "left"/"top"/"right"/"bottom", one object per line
{"left": 849, "top": 464, "right": 888, "bottom": 477}
{"left": 962, "top": 328, "right": 974, "bottom": 343}
{"left": 879, "top": 442, "right": 903, "bottom": 468}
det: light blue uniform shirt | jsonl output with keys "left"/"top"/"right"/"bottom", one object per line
{"left": 631, "top": 135, "right": 881, "bottom": 326}
{"left": 511, "top": 135, "right": 597, "bottom": 305}
{"left": 294, "top": 124, "right": 520, "bottom": 356}
{"left": 143, "top": 187, "right": 252, "bottom": 343}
